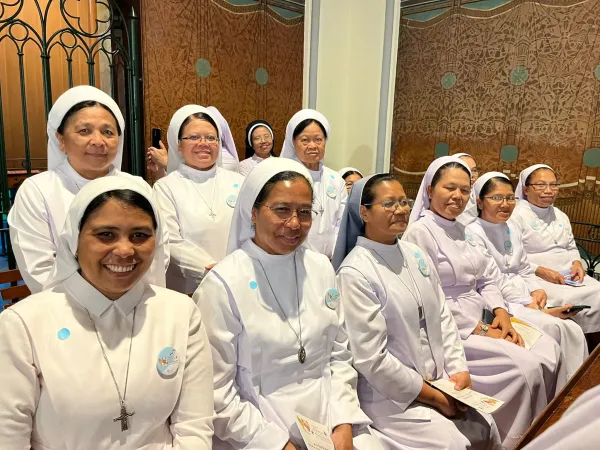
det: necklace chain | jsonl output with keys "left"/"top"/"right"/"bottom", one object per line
{"left": 182, "top": 172, "right": 218, "bottom": 219}
{"left": 370, "top": 248, "right": 423, "bottom": 310}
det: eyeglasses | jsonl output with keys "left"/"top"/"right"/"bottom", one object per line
{"left": 526, "top": 183, "right": 560, "bottom": 192}
{"left": 483, "top": 195, "right": 516, "bottom": 204}
{"left": 259, "top": 204, "right": 318, "bottom": 223}
{"left": 364, "top": 199, "right": 414, "bottom": 212}
{"left": 298, "top": 136, "right": 325, "bottom": 147}
{"left": 180, "top": 135, "right": 220, "bottom": 144}
{"left": 252, "top": 134, "right": 273, "bottom": 143}
{"left": 470, "top": 167, "right": 479, "bottom": 174}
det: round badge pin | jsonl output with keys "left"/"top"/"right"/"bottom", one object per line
{"left": 325, "top": 288, "right": 341, "bottom": 310}
{"left": 157, "top": 347, "right": 180, "bottom": 376}
{"left": 226, "top": 194, "right": 237, "bottom": 208}
{"left": 530, "top": 221, "right": 539, "bottom": 231}
{"left": 326, "top": 185, "right": 337, "bottom": 199}
{"left": 465, "top": 233, "right": 476, "bottom": 247}
{"left": 57, "top": 328, "right": 70, "bottom": 340}
{"left": 504, "top": 240, "right": 513, "bottom": 253}
{"left": 418, "top": 258, "right": 430, "bottom": 277}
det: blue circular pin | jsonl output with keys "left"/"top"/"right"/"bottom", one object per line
{"left": 418, "top": 258, "right": 430, "bottom": 277}
{"left": 233, "top": 183, "right": 239, "bottom": 188}
{"left": 414, "top": 251, "right": 421, "bottom": 258}
{"left": 559, "top": 224, "right": 564, "bottom": 228}
{"left": 465, "top": 233, "right": 476, "bottom": 247}
{"left": 226, "top": 194, "right": 237, "bottom": 208}
{"left": 157, "top": 347, "right": 180, "bottom": 376}
{"left": 325, "top": 288, "right": 341, "bottom": 310}
{"left": 58, "top": 328, "right": 70, "bottom": 340}
{"left": 330, "top": 174, "right": 335, "bottom": 179}
{"left": 249, "top": 281, "right": 258, "bottom": 290}
{"left": 326, "top": 185, "right": 337, "bottom": 199}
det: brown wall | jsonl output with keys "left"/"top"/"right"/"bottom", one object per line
{"left": 141, "top": 0, "right": 304, "bottom": 173}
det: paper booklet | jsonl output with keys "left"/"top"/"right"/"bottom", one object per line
{"left": 426, "top": 378, "right": 505, "bottom": 414}
{"left": 295, "top": 412, "right": 335, "bottom": 450}
{"left": 510, "top": 317, "right": 543, "bottom": 350}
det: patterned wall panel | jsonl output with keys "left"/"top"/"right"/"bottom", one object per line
{"left": 141, "top": 0, "right": 303, "bottom": 173}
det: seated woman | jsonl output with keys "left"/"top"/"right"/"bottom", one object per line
{"left": 0, "top": 177, "right": 214, "bottom": 449}
{"left": 466, "top": 172, "right": 587, "bottom": 380}
{"left": 454, "top": 153, "right": 480, "bottom": 226}
{"left": 239, "top": 119, "right": 275, "bottom": 176}
{"left": 333, "top": 174, "right": 501, "bottom": 450}
{"left": 280, "top": 109, "right": 348, "bottom": 259}
{"left": 511, "top": 164, "right": 600, "bottom": 347}
{"left": 207, "top": 106, "right": 240, "bottom": 173}
{"left": 153, "top": 105, "right": 244, "bottom": 294}
{"left": 339, "top": 167, "right": 363, "bottom": 194}
{"left": 8, "top": 85, "right": 164, "bottom": 293}
{"left": 402, "top": 156, "right": 561, "bottom": 449}
{"left": 195, "top": 157, "right": 383, "bottom": 449}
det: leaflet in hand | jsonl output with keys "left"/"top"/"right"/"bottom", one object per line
{"left": 510, "top": 318, "right": 543, "bottom": 350}
{"left": 295, "top": 412, "right": 335, "bottom": 450}
{"left": 427, "top": 379, "right": 505, "bottom": 414}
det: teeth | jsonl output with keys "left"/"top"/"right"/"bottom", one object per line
{"left": 106, "top": 264, "right": 135, "bottom": 273}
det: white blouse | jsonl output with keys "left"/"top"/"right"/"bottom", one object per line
{"left": 238, "top": 154, "right": 267, "bottom": 177}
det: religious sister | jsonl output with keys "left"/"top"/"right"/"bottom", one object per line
{"left": 239, "top": 119, "right": 275, "bottom": 176}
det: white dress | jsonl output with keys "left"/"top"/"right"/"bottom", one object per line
{"left": 457, "top": 192, "right": 478, "bottom": 227}
{"left": 511, "top": 201, "right": 600, "bottom": 333}
{"left": 153, "top": 163, "right": 244, "bottom": 294}
{"left": 305, "top": 165, "right": 348, "bottom": 259}
{"left": 8, "top": 160, "right": 157, "bottom": 293}
{"left": 238, "top": 155, "right": 267, "bottom": 177}
{"left": 337, "top": 236, "right": 502, "bottom": 450}
{"left": 467, "top": 218, "right": 587, "bottom": 380}
{"left": 0, "top": 273, "right": 214, "bottom": 449}
{"left": 403, "top": 210, "right": 561, "bottom": 449}
{"left": 221, "top": 151, "right": 239, "bottom": 173}
{"left": 194, "top": 240, "right": 382, "bottom": 450}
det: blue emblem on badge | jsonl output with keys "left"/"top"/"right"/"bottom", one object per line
{"left": 249, "top": 281, "right": 258, "bottom": 290}
{"left": 326, "top": 185, "right": 337, "bottom": 199}
{"left": 418, "top": 258, "right": 430, "bottom": 277}
{"left": 226, "top": 194, "right": 237, "bottom": 208}
{"left": 157, "top": 347, "right": 180, "bottom": 376}
{"left": 58, "top": 328, "right": 70, "bottom": 340}
{"left": 504, "top": 240, "right": 513, "bottom": 253}
{"left": 325, "top": 288, "right": 341, "bottom": 310}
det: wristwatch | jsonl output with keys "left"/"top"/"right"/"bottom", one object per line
{"left": 479, "top": 324, "right": 489, "bottom": 336}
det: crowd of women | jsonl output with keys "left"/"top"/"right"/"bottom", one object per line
{"left": 0, "top": 85, "right": 598, "bottom": 450}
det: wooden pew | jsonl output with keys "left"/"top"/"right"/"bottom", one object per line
{"left": 513, "top": 344, "right": 600, "bottom": 449}
{"left": 0, "top": 269, "right": 31, "bottom": 308}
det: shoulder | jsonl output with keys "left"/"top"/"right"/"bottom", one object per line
{"left": 16, "top": 171, "right": 59, "bottom": 198}
{"left": 337, "top": 246, "right": 374, "bottom": 278}
{"left": 4, "top": 289, "right": 70, "bottom": 325}
{"left": 553, "top": 206, "right": 570, "bottom": 221}
{"left": 217, "top": 168, "right": 244, "bottom": 184}
{"left": 323, "top": 166, "right": 345, "bottom": 187}
{"left": 465, "top": 221, "right": 484, "bottom": 238}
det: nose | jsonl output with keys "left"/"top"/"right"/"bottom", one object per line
{"left": 112, "top": 238, "right": 135, "bottom": 258}
{"left": 284, "top": 212, "right": 301, "bottom": 229}
{"left": 89, "top": 130, "right": 105, "bottom": 146}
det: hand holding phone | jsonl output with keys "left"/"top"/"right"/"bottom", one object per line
{"left": 151, "top": 128, "right": 162, "bottom": 149}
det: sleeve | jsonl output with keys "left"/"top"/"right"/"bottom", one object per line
{"left": 509, "top": 214, "right": 539, "bottom": 272}
{"left": 238, "top": 161, "right": 251, "bottom": 177}
{"left": 0, "top": 310, "right": 40, "bottom": 449}
{"left": 8, "top": 180, "right": 56, "bottom": 294}
{"left": 563, "top": 215, "right": 581, "bottom": 264}
{"left": 154, "top": 182, "right": 215, "bottom": 285}
{"left": 337, "top": 267, "right": 423, "bottom": 414}
{"left": 170, "top": 301, "right": 215, "bottom": 449}
{"left": 333, "top": 183, "right": 349, "bottom": 252}
{"left": 328, "top": 274, "right": 373, "bottom": 429}
{"left": 518, "top": 246, "right": 542, "bottom": 293}
{"left": 472, "top": 243, "right": 509, "bottom": 312}
{"left": 193, "top": 272, "right": 290, "bottom": 450}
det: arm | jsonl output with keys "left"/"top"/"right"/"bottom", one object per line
{"left": 333, "top": 184, "right": 349, "bottom": 251}
{"left": 563, "top": 217, "right": 586, "bottom": 282}
{"left": 193, "top": 272, "right": 289, "bottom": 449}
{"left": 170, "top": 301, "right": 215, "bottom": 449}
{"left": 0, "top": 310, "right": 39, "bottom": 447}
{"left": 8, "top": 181, "right": 56, "bottom": 293}
{"left": 517, "top": 245, "right": 543, "bottom": 293}
{"left": 337, "top": 267, "right": 424, "bottom": 412}
{"left": 435, "top": 279, "right": 469, "bottom": 376}
{"left": 154, "top": 182, "right": 216, "bottom": 283}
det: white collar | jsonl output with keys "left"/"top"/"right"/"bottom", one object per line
{"left": 242, "top": 238, "right": 297, "bottom": 264}
{"left": 178, "top": 162, "right": 217, "bottom": 182}
{"left": 56, "top": 159, "right": 117, "bottom": 188}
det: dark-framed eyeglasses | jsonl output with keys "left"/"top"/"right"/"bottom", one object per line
{"left": 259, "top": 204, "right": 318, "bottom": 223}
{"left": 364, "top": 199, "right": 414, "bottom": 212}
{"left": 526, "top": 183, "right": 560, "bottom": 192}
{"left": 180, "top": 135, "right": 220, "bottom": 144}
{"left": 483, "top": 195, "right": 516, "bottom": 204}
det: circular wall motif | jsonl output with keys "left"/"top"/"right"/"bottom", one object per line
{"left": 441, "top": 71, "right": 457, "bottom": 90}
{"left": 510, "top": 66, "right": 529, "bottom": 86}
{"left": 195, "top": 58, "right": 211, "bottom": 78}
{"left": 435, "top": 142, "right": 450, "bottom": 157}
{"left": 255, "top": 67, "right": 269, "bottom": 86}
{"left": 595, "top": 65, "right": 600, "bottom": 81}
{"left": 583, "top": 148, "right": 600, "bottom": 168}
{"left": 500, "top": 144, "right": 519, "bottom": 162}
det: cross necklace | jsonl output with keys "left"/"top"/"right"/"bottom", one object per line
{"left": 87, "top": 307, "right": 136, "bottom": 432}
{"left": 182, "top": 172, "right": 218, "bottom": 220}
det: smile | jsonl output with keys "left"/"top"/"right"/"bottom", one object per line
{"left": 280, "top": 235, "right": 300, "bottom": 244}
{"left": 105, "top": 264, "right": 136, "bottom": 273}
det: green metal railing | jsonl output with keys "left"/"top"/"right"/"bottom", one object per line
{"left": 0, "top": 0, "right": 144, "bottom": 267}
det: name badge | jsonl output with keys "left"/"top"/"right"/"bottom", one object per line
{"left": 465, "top": 233, "right": 476, "bottom": 247}
{"left": 325, "top": 288, "right": 340, "bottom": 310}
{"left": 226, "top": 194, "right": 237, "bottom": 208}
{"left": 418, "top": 258, "right": 430, "bottom": 277}
{"left": 530, "top": 220, "right": 540, "bottom": 231}
{"left": 326, "top": 185, "right": 337, "bottom": 199}
{"left": 157, "top": 347, "right": 180, "bottom": 376}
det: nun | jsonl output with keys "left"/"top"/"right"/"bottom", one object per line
{"left": 8, "top": 85, "right": 165, "bottom": 293}
{"left": 339, "top": 167, "right": 364, "bottom": 194}
{"left": 333, "top": 174, "right": 502, "bottom": 450}
{"left": 238, "top": 119, "right": 275, "bottom": 177}
{"left": 207, "top": 106, "right": 240, "bottom": 173}
{"left": 510, "top": 164, "right": 600, "bottom": 346}
{"left": 0, "top": 177, "right": 214, "bottom": 449}
{"left": 194, "top": 157, "right": 383, "bottom": 449}
{"left": 153, "top": 105, "right": 244, "bottom": 294}
{"left": 466, "top": 172, "right": 587, "bottom": 380}
{"left": 454, "top": 153, "right": 479, "bottom": 226}
{"left": 280, "top": 109, "right": 348, "bottom": 259}
{"left": 402, "top": 156, "right": 561, "bottom": 449}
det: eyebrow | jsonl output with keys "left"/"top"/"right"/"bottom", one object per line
{"left": 91, "top": 225, "right": 154, "bottom": 232}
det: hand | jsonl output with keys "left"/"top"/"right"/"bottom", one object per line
{"left": 449, "top": 371, "right": 471, "bottom": 412}
{"left": 205, "top": 263, "right": 217, "bottom": 271}
{"left": 530, "top": 290, "right": 548, "bottom": 309}
{"left": 536, "top": 266, "right": 566, "bottom": 285}
{"left": 433, "top": 390, "right": 458, "bottom": 418}
{"left": 491, "top": 309, "right": 524, "bottom": 346}
{"left": 331, "top": 424, "right": 353, "bottom": 450}
{"left": 544, "top": 304, "right": 580, "bottom": 319}
{"left": 147, "top": 141, "right": 168, "bottom": 173}
{"left": 570, "top": 261, "right": 585, "bottom": 283}
{"left": 283, "top": 442, "right": 299, "bottom": 450}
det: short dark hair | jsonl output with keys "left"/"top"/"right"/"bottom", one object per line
{"left": 477, "top": 176, "right": 513, "bottom": 216}
{"left": 80, "top": 189, "right": 157, "bottom": 231}
{"left": 292, "top": 119, "right": 328, "bottom": 140}
{"left": 253, "top": 171, "right": 313, "bottom": 207}
{"left": 342, "top": 170, "right": 362, "bottom": 181}
{"left": 361, "top": 174, "right": 399, "bottom": 208}
{"left": 178, "top": 112, "right": 219, "bottom": 140}
{"left": 57, "top": 101, "right": 122, "bottom": 136}
{"left": 430, "top": 162, "right": 470, "bottom": 188}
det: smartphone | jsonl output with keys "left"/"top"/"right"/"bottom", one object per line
{"left": 564, "top": 279, "right": 583, "bottom": 287}
{"left": 548, "top": 305, "right": 591, "bottom": 313}
{"left": 481, "top": 309, "right": 495, "bottom": 325}
{"left": 151, "top": 128, "right": 162, "bottom": 149}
